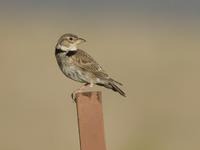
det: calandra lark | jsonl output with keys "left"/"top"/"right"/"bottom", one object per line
{"left": 55, "top": 33, "right": 126, "bottom": 99}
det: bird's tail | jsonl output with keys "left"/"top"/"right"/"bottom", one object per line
{"left": 110, "top": 78, "right": 123, "bottom": 86}
{"left": 97, "top": 80, "right": 126, "bottom": 97}
{"left": 109, "top": 82, "right": 126, "bottom": 97}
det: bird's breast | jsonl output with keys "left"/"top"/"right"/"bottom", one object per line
{"left": 55, "top": 54, "right": 85, "bottom": 82}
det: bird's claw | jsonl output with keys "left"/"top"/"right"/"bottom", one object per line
{"left": 70, "top": 84, "right": 90, "bottom": 103}
{"left": 71, "top": 92, "right": 77, "bottom": 103}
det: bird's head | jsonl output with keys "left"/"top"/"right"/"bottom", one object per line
{"left": 56, "top": 33, "right": 86, "bottom": 51}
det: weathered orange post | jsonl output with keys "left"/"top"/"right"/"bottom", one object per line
{"left": 76, "top": 91, "right": 107, "bottom": 150}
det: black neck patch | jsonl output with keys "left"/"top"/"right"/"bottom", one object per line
{"left": 66, "top": 50, "right": 77, "bottom": 57}
{"left": 55, "top": 48, "right": 66, "bottom": 55}
{"left": 55, "top": 48, "right": 77, "bottom": 57}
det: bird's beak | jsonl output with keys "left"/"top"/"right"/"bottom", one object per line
{"left": 77, "top": 38, "right": 86, "bottom": 44}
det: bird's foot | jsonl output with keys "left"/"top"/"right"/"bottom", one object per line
{"left": 71, "top": 92, "right": 78, "bottom": 103}
{"left": 70, "top": 83, "right": 93, "bottom": 103}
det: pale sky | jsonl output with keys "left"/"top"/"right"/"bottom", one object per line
{"left": 1, "top": 0, "right": 200, "bottom": 18}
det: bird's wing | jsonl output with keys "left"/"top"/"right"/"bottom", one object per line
{"left": 70, "top": 49, "right": 109, "bottom": 79}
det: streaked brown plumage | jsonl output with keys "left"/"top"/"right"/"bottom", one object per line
{"left": 55, "top": 33, "right": 126, "bottom": 99}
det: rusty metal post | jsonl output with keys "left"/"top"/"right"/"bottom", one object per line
{"left": 76, "top": 91, "right": 106, "bottom": 150}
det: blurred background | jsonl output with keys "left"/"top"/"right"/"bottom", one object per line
{"left": 0, "top": 0, "right": 200, "bottom": 150}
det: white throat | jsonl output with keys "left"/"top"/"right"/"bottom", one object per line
{"left": 57, "top": 44, "right": 77, "bottom": 51}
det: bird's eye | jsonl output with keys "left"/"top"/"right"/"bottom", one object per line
{"left": 69, "top": 37, "right": 73, "bottom": 41}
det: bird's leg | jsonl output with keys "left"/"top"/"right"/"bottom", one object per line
{"left": 71, "top": 83, "right": 94, "bottom": 102}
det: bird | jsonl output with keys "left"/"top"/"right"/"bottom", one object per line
{"left": 55, "top": 33, "right": 126, "bottom": 100}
